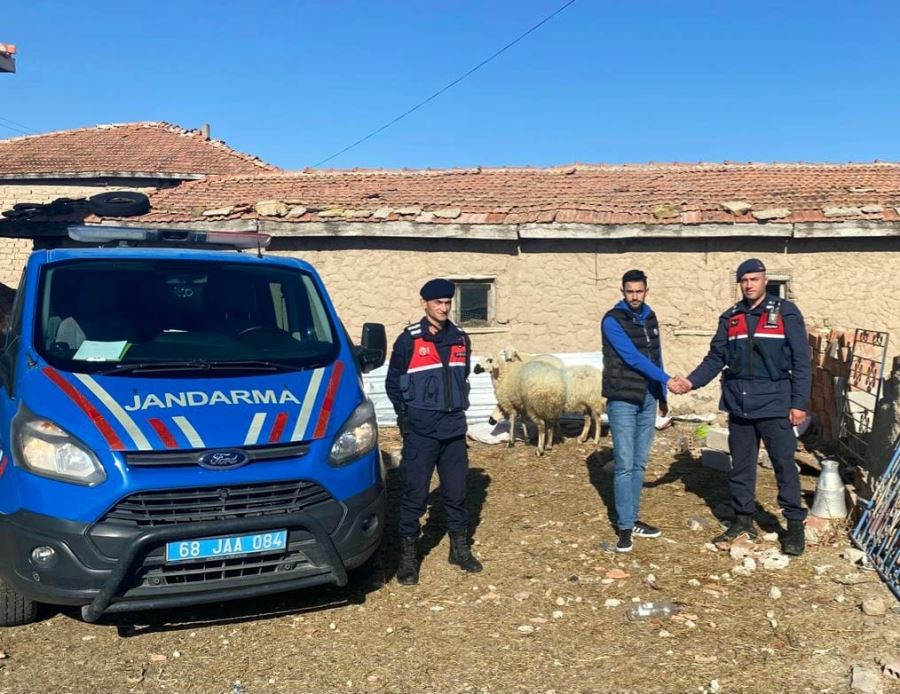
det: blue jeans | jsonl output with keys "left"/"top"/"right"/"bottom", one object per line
{"left": 608, "top": 390, "right": 658, "bottom": 531}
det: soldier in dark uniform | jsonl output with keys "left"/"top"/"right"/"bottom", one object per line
{"left": 384, "top": 278, "right": 483, "bottom": 585}
{"left": 677, "top": 259, "right": 812, "bottom": 555}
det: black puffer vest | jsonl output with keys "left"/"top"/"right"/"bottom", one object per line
{"left": 602, "top": 307, "right": 662, "bottom": 404}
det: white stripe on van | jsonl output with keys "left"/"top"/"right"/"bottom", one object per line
{"left": 172, "top": 416, "right": 204, "bottom": 449}
{"left": 74, "top": 374, "right": 153, "bottom": 450}
{"left": 244, "top": 412, "right": 267, "bottom": 446}
{"left": 292, "top": 367, "right": 325, "bottom": 441}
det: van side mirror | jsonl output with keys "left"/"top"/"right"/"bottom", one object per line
{"left": 356, "top": 322, "right": 386, "bottom": 373}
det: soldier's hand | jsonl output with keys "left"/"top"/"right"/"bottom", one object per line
{"left": 789, "top": 409, "right": 807, "bottom": 427}
{"left": 668, "top": 376, "right": 692, "bottom": 394}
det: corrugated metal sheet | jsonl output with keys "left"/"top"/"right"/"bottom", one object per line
{"left": 363, "top": 352, "right": 603, "bottom": 427}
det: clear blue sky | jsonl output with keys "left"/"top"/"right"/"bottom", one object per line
{"left": 3, "top": 1, "right": 899, "bottom": 170}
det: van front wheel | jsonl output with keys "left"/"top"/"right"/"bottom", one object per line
{"left": 0, "top": 578, "right": 37, "bottom": 627}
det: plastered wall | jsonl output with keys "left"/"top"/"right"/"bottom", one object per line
{"left": 269, "top": 234, "right": 899, "bottom": 412}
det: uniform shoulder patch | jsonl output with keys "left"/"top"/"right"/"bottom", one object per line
{"left": 405, "top": 322, "right": 422, "bottom": 337}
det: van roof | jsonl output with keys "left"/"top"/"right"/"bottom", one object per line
{"left": 31, "top": 246, "right": 316, "bottom": 273}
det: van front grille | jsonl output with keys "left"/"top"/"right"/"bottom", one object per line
{"left": 101, "top": 481, "right": 332, "bottom": 527}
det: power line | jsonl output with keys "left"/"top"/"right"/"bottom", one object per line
{"left": 0, "top": 122, "right": 31, "bottom": 136}
{"left": 311, "top": 0, "right": 578, "bottom": 168}
{"left": 0, "top": 114, "right": 38, "bottom": 132}
{"left": 0, "top": 114, "right": 39, "bottom": 137}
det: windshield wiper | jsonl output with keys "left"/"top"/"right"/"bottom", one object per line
{"left": 97, "top": 359, "right": 295, "bottom": 375}
{"left": 210, "top": 359, "right": 298, "bottom": 371}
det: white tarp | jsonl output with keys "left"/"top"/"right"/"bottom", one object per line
{"left": 364, "top": 351, "right": 605, "bottom": 427}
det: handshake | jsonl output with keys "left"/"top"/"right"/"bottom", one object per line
{"left": 667, "top": 376, "right": 693, "bottom": 395}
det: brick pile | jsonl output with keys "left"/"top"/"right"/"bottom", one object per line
{"left": 807, "top": 327, "right": 854, "bottom": 443}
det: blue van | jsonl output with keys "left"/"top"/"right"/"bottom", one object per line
{"left": 0, "top": 226, "right": 387, "bottom": 624}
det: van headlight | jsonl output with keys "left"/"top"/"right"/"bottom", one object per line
{"left": 12, "top": 410, "right": 106, "bottom": 485}
{"left": 328, "top": 399, "right": 377, "bottom": 467}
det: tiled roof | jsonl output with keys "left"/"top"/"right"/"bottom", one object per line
{"left": 0, "top": 122, "right": 278, "bottom": 177}
{"left": 130, "top": 162, "right": 900, "bottom": 226}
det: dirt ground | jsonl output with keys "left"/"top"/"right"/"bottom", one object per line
{"left": 1, "top": 424, "right": 899, "bottom": 694}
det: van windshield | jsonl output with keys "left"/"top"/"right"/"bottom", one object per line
{"left": 35, "top": 259, "right": 338, "bottom": 374}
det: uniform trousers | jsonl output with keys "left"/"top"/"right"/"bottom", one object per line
{"left": 728, "top": 415, "right": 806, "bottom": 521}
{"left": 398, "top": 431, "right": 469, "bottom": 537}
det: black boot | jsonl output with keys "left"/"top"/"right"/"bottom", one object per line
{"left": 448, "top": 530, "right": 483, "bottom": 573}
{"left": 782, "top": 518, "right": 805, "bottom": 556}
{"left": 396, "top": 535, "right": 419, "bottom": 586}
{"left": 712, "top": 513, "right": 757, "bottom": 544}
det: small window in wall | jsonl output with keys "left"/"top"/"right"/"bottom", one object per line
{"left": 766, "top": 275, "right": 791, "bottom": 299}
{"left": 452, "top": 280, "right": 493, "bottom": 327}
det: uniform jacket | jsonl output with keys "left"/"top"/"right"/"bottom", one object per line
{"left": 385, "top": 317, "right": 471, "bottom": 438}
{"left": 687, "top": 295, "right": 811, "bottom": 418}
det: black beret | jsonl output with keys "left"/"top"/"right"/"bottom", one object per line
{"left": 736, "top": 258, "right": 766, "bottom": 281}
{"left": 420, "top": 278, "right": 456, "bottom": 300}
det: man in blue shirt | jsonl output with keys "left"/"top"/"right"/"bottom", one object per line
{"left": 601, "top": 269, "right": 677, "bottom": 552}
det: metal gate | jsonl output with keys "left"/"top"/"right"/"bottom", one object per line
{"left": 852, "top": 440, "right": 900, "bottom": 599}
{"left": 838, "top": 329, "right": 890, "bottom": 464}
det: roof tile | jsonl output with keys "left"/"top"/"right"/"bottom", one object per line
{"left": 118, "top": 162, "right": 900, "bottom": 228}
{"left": 0, "top": 122, "right": 277, "bottom": 177}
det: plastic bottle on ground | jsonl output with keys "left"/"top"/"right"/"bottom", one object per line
{"left": 626, "top": 601, "right": 682, "bottom": 620}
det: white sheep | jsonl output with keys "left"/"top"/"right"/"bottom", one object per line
{"left": 496, "top": 348, "right": 565, "bottom": 444}
{"left": 513, "top": 360, "right": 567, "bottom": 456}
{"left": 477, "top": 354, "right": 526, "bottom": 444}
{"left": 562, "top": 365, "right": 605, "bottom": 445}
{"left": 502, "top": 347, "right": 565, "bottom": 370}
{"left": 479, "top": 350, "right": 547, "bottom": 428}
{"left": 483, "top": 348, "right": 605, "bottom": 448}
{"left": 477, "top": 352, "right": 566, "bottom": 455}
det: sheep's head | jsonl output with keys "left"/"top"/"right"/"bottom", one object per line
{"left": 474, "top": 355, "right": 499, "bottom": 377}
{"left": 500, "top": 346, "right": 521, "bottom": 362}
{"left": 476, "top": 352, "right": 518, "bottom": 380}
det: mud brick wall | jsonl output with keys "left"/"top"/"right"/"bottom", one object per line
{"left": 807, "top": 327, "right": 853, "bottom": 443}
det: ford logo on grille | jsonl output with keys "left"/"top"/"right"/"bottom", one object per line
{"left": 198, "top": 449, "right": 249, "bottom": 471}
